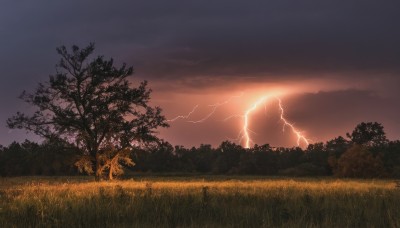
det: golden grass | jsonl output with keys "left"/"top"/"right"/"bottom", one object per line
{"left": 0, "top": 176, "right": 399, "bottom": 227}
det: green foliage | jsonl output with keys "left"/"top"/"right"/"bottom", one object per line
{"left": 7, "top": 43, "right": 168, "bottom": 180}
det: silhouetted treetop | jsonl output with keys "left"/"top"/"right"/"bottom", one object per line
{"left": 346, "top": 122, "right": 388, "bottom": 147}
{"left": 7, "top": 43, "right": 169, "bottom": 180}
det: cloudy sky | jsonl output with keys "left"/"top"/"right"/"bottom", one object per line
{"left": 1, "top": 0, "right": 399, "bottom": 148}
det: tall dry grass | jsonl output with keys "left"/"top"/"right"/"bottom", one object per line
{"left": 0, "top": 176, "right": 399, "bottom": 227}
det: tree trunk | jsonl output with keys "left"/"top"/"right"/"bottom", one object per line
{"left": 109, "top": 163, "right": 113, "bottom": 180}
{"left": 95, "top": 153, "right": 102, "bottom": 181}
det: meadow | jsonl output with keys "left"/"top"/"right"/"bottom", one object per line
{"left": 0, "top": 176, "right": 399, "bottom": 227}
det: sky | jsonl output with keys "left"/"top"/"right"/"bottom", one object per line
{"left": 1, "top": 0, "right": 399, "bottom": 148}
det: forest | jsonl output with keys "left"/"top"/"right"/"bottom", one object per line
{"left": 1, "top": 122, "right": 399, "bottom": 178}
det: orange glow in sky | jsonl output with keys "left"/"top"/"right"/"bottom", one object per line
{"left": 145, "top": 77, "right": 400, "bottom": 148}
{"left": 166, "top": 87, "right": 310, "bottom": 148}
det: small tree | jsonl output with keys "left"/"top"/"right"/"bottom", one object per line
{"left": 7, "top": 43, "right": 168, "bottom": 180}
{"left": 333, "top": 144, "right": 386, "bottom": 178}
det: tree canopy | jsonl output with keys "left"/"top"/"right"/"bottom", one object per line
{"left": 7, "top": 43, "right": 168, "bottom": 180}
{"left": 346, "top": 122, "right": 388, "bottom": 147}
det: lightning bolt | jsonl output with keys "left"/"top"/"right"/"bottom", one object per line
{"left": 167, "top": 92, "right": 310, "bottom": 149}
{"left": 167, "top": 105, "right": 199, "bottom": 122}
{"left": 241, "top": 96, "right": 309, "bottom": 148}
{"left": 188, "top": 93, "right": 243, "bottom": 123}
{"left": 168, "top": 93, "right": 243, "bottom": 123}
{"left": 277, "top": 98, "right": 310, "bottom": 146}
{"left": 242, "top": 96, "right": 270, "bottom": 148}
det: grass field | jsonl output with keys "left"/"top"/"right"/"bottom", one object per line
{"left": 0, "top": 176, "right": 399, "bottom": 227}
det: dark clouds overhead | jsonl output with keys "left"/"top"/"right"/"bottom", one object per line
{"left": 1, "top": 0, "right": 399, "bottom": 146}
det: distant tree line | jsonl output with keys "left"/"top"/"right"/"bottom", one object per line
{"left": 0, "top": 138, "right": 78, "bottom": 176}
{"left": 1, "top": 122, "right": 399, "bottom": 178}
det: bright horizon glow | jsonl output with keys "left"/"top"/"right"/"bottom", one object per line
{"left": 241, "top": 93, "right": 309, "bottom": 148}
{"left": 166, "top": 88, "right": 310, "bottom": 149}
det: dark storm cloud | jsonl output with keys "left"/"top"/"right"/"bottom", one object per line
{"left": 2, "top": 1, "right": 400, "bottom": 80}
{"left": 128, "top": 1, "right": 400, "bottom": 82}
{"left": 1, "top": 0, "right": 399, "bottom": 146}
